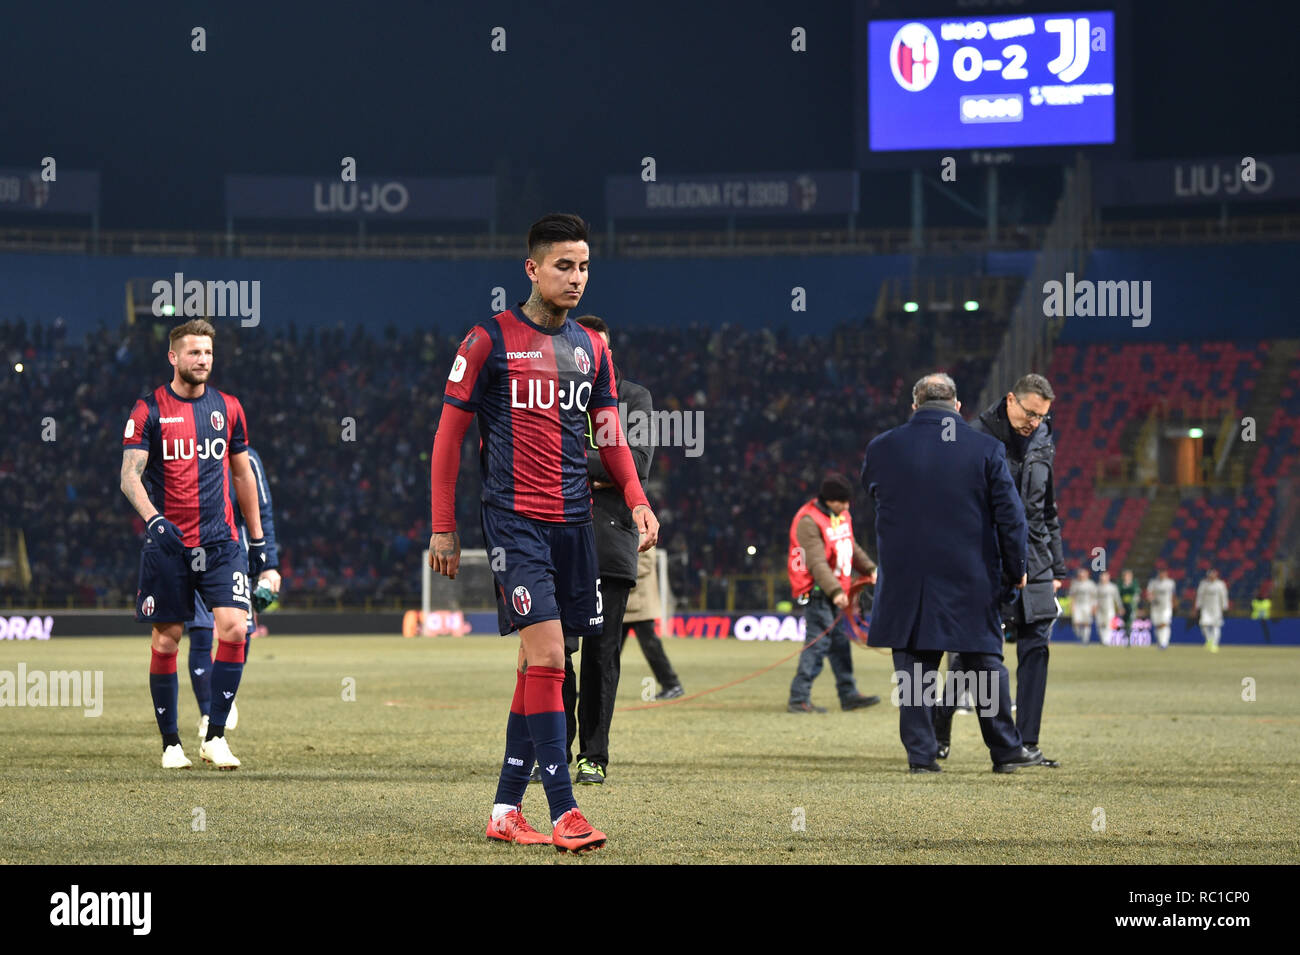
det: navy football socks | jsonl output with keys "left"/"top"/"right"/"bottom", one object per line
{"left": 149, "top": 648, "right": 180, "bottom": 747}
{"left": 524, "top": 666, "right": 578, "bottom": 821}
{"left": 206, "top": 639, "right": 245, "bottom": 740}
{"left": 188, "top": 627, "right": 213, "bottom": 717}
{"left": 492, "top": 670, "right": 535, "bottom": 807}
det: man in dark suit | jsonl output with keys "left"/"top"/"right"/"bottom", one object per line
{"left": 935, "top": 374, "right": 1065, "bottom": 767}
{"left": 559, "top": 315, "right": 654, "bottom": 785}
{"left": 862, "top": 373, "right": 1044, "bottom": 773}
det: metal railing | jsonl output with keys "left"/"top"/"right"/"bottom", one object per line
{"left": 1, "top": 213, "right": 1296, "bottom": 262}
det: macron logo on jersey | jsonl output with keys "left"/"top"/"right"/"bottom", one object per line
{"left": 506, "top": 350, "right": 543, "bottom": 360}
{"left": 159, "top": 416, "right": 185, "bottom": 424}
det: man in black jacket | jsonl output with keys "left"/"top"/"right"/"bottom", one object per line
{"left": 559, "top": 315, "right": 654, "bottom": 786}
{"left": 935, "top": 373, "right": 1065, "bottom": 767}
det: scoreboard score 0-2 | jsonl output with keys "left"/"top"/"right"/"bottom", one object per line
{"left": 867, "top": 10, "right": 1116, "bottom": 153}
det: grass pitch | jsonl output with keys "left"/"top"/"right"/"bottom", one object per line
{"left": 1, "top": 635, "right": 1297, "bottom": 864}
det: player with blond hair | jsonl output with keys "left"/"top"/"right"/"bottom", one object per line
{"left": 121, "top": 319, "right": 275, "bottom": 770}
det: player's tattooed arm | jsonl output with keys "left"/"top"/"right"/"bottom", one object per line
{"left": 429, "top": 531, "right": 460, "bottom": 579}
{"left": 120, "top": 448, "right": 158, "bottom": 522}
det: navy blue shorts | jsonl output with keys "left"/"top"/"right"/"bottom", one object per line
{"left": 480, "top": 503, "right": 603, "bottom": 638}
{"left": 189, "top": 592, "right": 256, "bottom": 635}
{"left": 188, "top": 531, "right": 255, "bottom": 634}
{"left": 190, "top": 594, "right": 215, "bottom": 629}
{"left": 136, "top": 538, "right": 250, "bottom": 624}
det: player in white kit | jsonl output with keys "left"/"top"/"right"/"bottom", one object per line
{"left": 1095, "top": 571, "right": 1122, "bottom": 645}
{"left": 1070, "top": 568, "right": 1098, "bottom": 644}
{"left": 1146, "top": 567, "right": 1177, "bottom": 649}
{"left": 1196, "top": 568, "right": 1230, "bottom": 652}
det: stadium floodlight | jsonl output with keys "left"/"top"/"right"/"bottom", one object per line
{"left": 13, "top": 363, "right": 23, "bottom": 373}
{"left": 161, "top": 304, "right": 176, "bottom": 316}
{"left": 964, "top": 300, "right": 979, "bottom": 311}
{"left": 1188, "top": 427, "right": 1204, "bottom": 439}
{"left": 903, "top": 301, "right": 919, "bottom": 313}
{"left": 746, "top": 545, "right": 757, "bottom": 556}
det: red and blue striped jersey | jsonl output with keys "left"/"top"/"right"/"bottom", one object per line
{"left": 443, "top": 304, "right": 618, "bottom": 523}
{"left": 123, "top": 383, "right": 249, "bottom": 546}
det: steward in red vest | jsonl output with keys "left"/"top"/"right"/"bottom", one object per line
{"left": 785, "top": 473, "right": 881, "bottom": 714}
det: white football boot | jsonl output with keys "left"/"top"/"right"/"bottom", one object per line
{"left": 162, "top": 744, "right": 193, "bottom": 769}
{"left": 199, "top": 735, "right": 241, "bottom": 770}
{"left": 199, "top": 701, "right": 238, "bottom": 741}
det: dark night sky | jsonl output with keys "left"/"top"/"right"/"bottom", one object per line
{"left": 1, "top": 0, "right": 1296, "bottom": 230}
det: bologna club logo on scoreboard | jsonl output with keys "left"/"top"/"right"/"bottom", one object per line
{"left": 889, "top": 23, "right": 939, "bottom": 92}
{"left": 512, "top": 585, "right": 532, "bottom": 616}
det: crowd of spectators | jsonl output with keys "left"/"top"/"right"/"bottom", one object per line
{"left": 0, "top": 313, "right": 983, "bottom": 608}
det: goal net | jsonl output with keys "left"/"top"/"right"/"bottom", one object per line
{"left": 422, "top": 548, "right": 495, "bottom": 613}
{"left": 410, "top": 548, "right": 494, "bottom": 636}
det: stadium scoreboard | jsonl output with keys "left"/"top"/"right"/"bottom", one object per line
{"left": 857, "top": 8, "right": 1122, "bottom": 163}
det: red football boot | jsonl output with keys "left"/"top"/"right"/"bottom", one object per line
{"left": 551, "top": 809, "right": 606, "bottom": 854}
{"left": 485, "top": 808, "right": 552, "bottom": 845}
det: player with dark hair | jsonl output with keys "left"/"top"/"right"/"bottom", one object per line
{"left": 121, "top": 319, "right": 275, "bottom": 770}
{"left": 188, "top": 444, "right": 281, "bottom": 743}
{"left": 430, "top": 214, "right": 658, "bottom": 853}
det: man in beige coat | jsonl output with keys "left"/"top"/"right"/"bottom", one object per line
{"left": 622, "top": 546, "right": 684, "bottom": 700}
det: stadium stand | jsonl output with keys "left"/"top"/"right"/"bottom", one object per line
{"left": 1046, "top": 339, "right": 1295, "bottom": 607}
{"left": 0, "top": 314, "right": 945, "bottom": 609}
{"left": 3, "top": 310, "right": 1294, "bottom": 613}
{"left": 1155, "top": 354, "right": 1300, "bottom": 604}
{"left": 2, "top": 231, "right": 1296, "bottom": 614}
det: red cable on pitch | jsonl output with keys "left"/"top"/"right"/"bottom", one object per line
{"left": 621, "top": 578, "right": 883, "bottom": 712}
